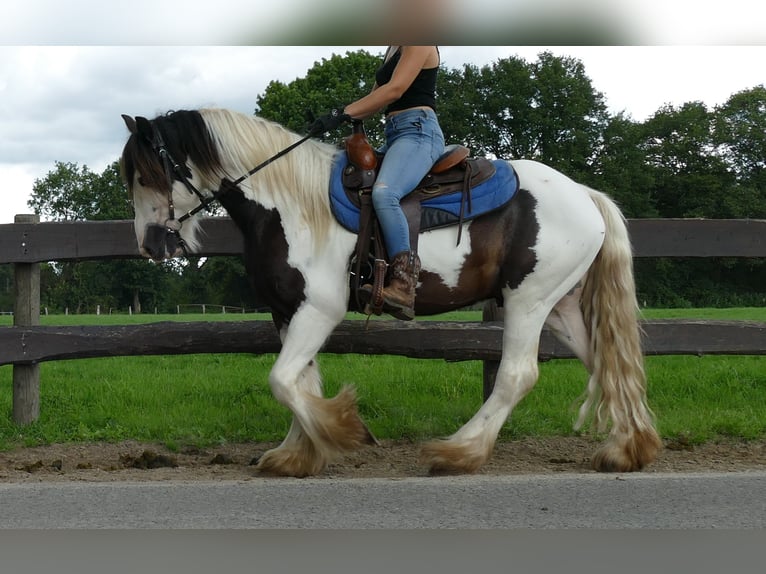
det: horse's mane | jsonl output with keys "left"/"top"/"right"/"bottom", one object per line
{"left": 121, "top": 107, "right": 340, "bottom": 243}
{"left": 199, "top": 108, "right": 339, "bottom": 243}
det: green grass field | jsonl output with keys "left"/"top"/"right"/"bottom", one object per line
{"left": 1, "top": 308, "right": 765, "bottom": 451}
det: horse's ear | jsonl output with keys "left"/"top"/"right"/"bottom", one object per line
{"left": 122, "top": 114, "right": 137, "bottom": 134}
{"left": 132, "top": 116, "right": 158, "bottom": 145}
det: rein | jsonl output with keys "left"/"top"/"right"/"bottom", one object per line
{"left": 150, "top": 123, "right": 314, "bottom": 241}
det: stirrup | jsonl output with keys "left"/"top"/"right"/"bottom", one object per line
{"left": 357, "top": 258, "right": 387, "bottom": 316}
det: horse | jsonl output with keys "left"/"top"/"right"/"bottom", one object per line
{"left": 120, "top": 107, "right": 662, "bottom": 477}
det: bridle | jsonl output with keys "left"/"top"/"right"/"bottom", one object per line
{"left": 147, "top": 120, "right": 314, "bottom": 254}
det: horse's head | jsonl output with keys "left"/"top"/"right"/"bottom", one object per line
{"left": 120, "top": 111, "right": 219, "bottom": 261}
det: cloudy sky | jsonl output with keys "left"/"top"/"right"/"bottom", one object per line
{"left": 1, "top": 1, "right": 765, "bottom": 224}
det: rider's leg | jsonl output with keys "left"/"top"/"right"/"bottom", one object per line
{"left": 361, "top": 108, "right": 444, "bottom": 319}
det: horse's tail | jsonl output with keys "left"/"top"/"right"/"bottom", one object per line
{"left": 577, "top": 188, "right": 662, "bottom": 471}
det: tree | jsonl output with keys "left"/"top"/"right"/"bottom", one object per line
{"left": 632, "top": 99, "right": 766, "bottom": 307}
{"left": 641, "top": 102, "right": 734, "bottom": 218}
{"left": 28, "top": 161, "right": 133, "bottom": 222}
{"left": 713, "top": 85, "right": 766, "bottom": 218}
{"left": 530, "top": 51, "right": 609, "bottom": 178}
{"left": 29, "top": 161, "right": 172, "bottom": 313}
{"left": 591, "top": 113, "right": 658, "bottom": 218}
{"left": 438, "top": 51, "right": 608, "bottom": 182}
{"left": 438, "top": 57, "right": 538, "bottom": 160}
{"left": 256, "top": 49, "right": 384, "bottom": 145}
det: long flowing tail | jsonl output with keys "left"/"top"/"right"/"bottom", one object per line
{"left": 577, "top": 188, "right": 662, "bottom": 471}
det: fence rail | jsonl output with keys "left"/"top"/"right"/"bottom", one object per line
{"left": 3, "top": 217, "right": 766, "bottom": 263}
{"left": 2, "top": 319, "right": 766, "bottom": 367}
{"left": 2, "top": 215, "right": 766, "bottom": 424}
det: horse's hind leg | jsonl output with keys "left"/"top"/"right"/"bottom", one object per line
{"left": 545, "top": 280, "right": 593, "bottom": 372}
{"left": 421, "top": 294, "right": 551, "bottom": 474}
{"left": 257, "top": 305, "right": 376, "bottom": 477}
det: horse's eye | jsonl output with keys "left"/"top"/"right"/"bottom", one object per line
{"left": 137, "top": 176, "right": 146, "bottom": 187}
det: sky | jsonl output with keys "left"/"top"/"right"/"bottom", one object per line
{"left": 1, "top": 0, "right": 765, "bottom": 225}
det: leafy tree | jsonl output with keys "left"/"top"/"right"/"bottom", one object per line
{"left": 530, "top": 51, "right": 609, "bottom": 178}
{"left": 175, "top": 256, "right": 262, "bottom": 310}
{"left": 706, "top": 86, "right": 766, "bottom": 306}
{"left": 438, "top": 51, "right": 608, "bottom": 182}
{"left": 256, "top": 49, "right": 384, "bottom": 145}
{"left": 713, "top": 85, "right": 766, "bottom": 218}
{"left": 438, "top": 57, "right": 537, "bottom": 160}
{"left": 634, "top": 97, "right": 766, "bottom": 307}
{"left": 29, "top": 161, "right": 171, "bottom": 313}
{"left": 28, "top": 161, "right": 133, "bottom": 221}
{"left": 641, "top": 102, "right": 733, "bottom": 218}
{"left": 714, "top": 86, "right": 766, "bottom": 180}
{"left": 591, "top": 113, "right": 657, "bottom": 217}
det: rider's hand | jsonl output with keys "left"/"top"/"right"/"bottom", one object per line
{"left": 308, "top": 108, "right": 351, "bottom": 136}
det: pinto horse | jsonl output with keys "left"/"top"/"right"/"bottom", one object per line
{"left": 120, "top": 107, "right": 661, "bottom": 477}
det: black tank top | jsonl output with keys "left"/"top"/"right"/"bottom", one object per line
{"left": 374, "top": 47, "right": 438, "bottom": 114}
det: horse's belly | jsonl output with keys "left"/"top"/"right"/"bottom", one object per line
{"left": 416, "top": 225, "right": 498, "bottom": 313}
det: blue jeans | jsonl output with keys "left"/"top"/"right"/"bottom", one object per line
{"left": 373, "top": 108, "right": 445, "bottom": 258}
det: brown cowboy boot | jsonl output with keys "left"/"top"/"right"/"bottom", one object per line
{"left": 377, "top": 251, "right": 421, "bottom": 320}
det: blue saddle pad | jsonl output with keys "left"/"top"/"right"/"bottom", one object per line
{"left": 328, "top": 152, "right": 519, "bottom": 234}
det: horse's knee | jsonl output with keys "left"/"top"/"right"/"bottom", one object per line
{"left": 270, "top": 359, "right": 325, "bottom": 405}
{"left": 268, "top": 368, "right": 295, "bottom": 406}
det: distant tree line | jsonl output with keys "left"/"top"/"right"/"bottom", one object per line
{"left": 3, "top": 49, "right": 765, "bottom": 313}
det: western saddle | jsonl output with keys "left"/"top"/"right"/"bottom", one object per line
{"left": 342, "top": 121, "right": 495, "bottom": 314}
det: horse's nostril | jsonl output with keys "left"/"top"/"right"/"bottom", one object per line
{"left": 143, "top": 224, "right": 168, "bottom": 260}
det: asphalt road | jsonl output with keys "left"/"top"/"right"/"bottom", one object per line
{"left": 1, "top": 470, "right": 765, "bottom": 528}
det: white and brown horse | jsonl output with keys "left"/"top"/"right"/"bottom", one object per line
{"left": 120, "top": 107, "right": 661, "bottom": 477}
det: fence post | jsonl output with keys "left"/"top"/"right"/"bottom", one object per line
{"left": 482, "top": 300, "right": 502, "bottom": 402}
{"left": 12, "top": 214, "right": 41, "bottom": 425}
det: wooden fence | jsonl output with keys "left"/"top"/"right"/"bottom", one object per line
{"left": 2, "top": 214, "right": 766, "bottom": 424}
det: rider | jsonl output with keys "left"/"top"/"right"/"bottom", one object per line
{"left": 310, "top": 46, "right": 445, "bottom": 320}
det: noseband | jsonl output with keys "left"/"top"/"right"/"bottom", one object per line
{"left": 147, "top": 120, "right": 313, "bottom": 255}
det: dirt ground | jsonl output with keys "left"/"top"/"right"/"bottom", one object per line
{"left": 0, "top": 436, "right": 764, "bottom": 482}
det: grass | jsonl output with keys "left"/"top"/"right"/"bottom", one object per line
{"left": 1, "top": 308, "right": 765, "bottom": 450}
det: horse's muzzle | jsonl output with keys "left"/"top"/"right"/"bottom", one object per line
{"left": 142, "top": 223, "right": 181, "bottom": 261}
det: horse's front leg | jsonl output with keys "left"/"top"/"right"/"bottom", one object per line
{"left": 256, "top": 357, "right": 325, "bottom": 475}
{"left": 257, "top": 305, "right": 376, "bottom": 477}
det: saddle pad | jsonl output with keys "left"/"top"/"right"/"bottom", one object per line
{"left": 328, "top": 152, "right": 519, "bottom": 233}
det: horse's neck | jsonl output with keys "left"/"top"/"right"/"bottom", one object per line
{"left": 217, "top": 183, "right": 278, "bottom": 242}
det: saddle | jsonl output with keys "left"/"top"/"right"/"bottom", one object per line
{"left": 341, "top": 121, "right": 497, "bottom": 313}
